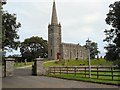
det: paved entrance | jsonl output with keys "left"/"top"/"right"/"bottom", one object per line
{"left": 14, "top": 67, "right": 32, "bottom": 76}
{"left": 2, "top": 67, "right": 119, "bottom": 88}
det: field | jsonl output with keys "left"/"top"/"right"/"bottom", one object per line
{"left": 44, "top": 59, "right": 113, "bottom": 68}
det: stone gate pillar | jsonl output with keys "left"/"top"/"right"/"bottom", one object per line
{"left": 4, "top": 58, "right": 15, "bottom": 77}
{"left": 32, "top": 58, "right": 46, "bottom": 76}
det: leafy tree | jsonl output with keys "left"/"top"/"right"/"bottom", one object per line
{"left": 104, "top": 1, "right": 120, "bottom": 61}
{"left": 20, "top": 36, "right": 48, "bottom": 62}
{"left": 2, "top": 8, "right": 21, "bottom": 51}
{"left": 1, "top": 1, "right": 21, "bottom": 65}
{"left": 85, "top": 39, "right": 100, "bottom": 59}
{"left": 104, "top": 44, "right": 118, "bottom": 61}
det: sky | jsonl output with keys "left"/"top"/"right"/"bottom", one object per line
{"left": 3, "top": 0, "right": 117, "bottom": 57}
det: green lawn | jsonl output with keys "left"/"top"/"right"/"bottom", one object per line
{"left": 44, "top": 59, "right": 119, "bottom": 85}
{"left": 14, "top": 58, "right": 49, "bottom": 68}
{"left": 14, "top": 59, "right": 113, "bottom": 68}
{"left": 48, "top": 73, "right": 120, "bottom": 85}
{"left": 15, "top": 62, "right": 34, "bottom": 68}
{"left": 44, "top": 59, "right": 113, "bottom": 68}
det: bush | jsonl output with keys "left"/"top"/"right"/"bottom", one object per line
{"left": 113, "top": 59, "right": 120, "bottom": 66}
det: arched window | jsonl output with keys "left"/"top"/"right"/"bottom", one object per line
{"left": 74, "top": 49, "right": 76, "bottom": 56}
{"left": 80, "top": 50, "right": 82, "bottom": 57}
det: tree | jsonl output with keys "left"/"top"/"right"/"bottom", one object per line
{"left": 2, "top": 11, "right": 21, "bottom": 51}
{"left": 104, "top": 1, "right": 120, "bottom": 61}
{"left": 1, "top": 1, "right": 21, "bottom": 65}
{"left": 0, "top": 1, "right": 7, "bottom": 63}
{"left": 104, "top": 44, "right": 118, "bottom": 61}
{"left": 20, "top": 36, "right": 48, "bottom": 62}
{"left": 85, "top": 39, "right": 100, "bottom": 59}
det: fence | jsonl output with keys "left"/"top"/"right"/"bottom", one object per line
{"left": 48, "top": 66, "right": 120, "bottom": 80}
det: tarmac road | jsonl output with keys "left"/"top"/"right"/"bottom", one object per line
{"left": 2, "top": 68, "right": 119, "bottom": 88}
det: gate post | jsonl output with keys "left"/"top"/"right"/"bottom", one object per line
{"left": 32, "top": 58, "right": 46, "bottom": 76}
{"left": 4, "top": 58, "right": 15, "bottom": 77}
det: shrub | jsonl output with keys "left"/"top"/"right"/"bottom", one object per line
{"left": 113, "top": 59, "right": 120, "bottom": 67}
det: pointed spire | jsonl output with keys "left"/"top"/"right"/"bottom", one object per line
{"left": 51, "top": 0, "right": 58, "bottom": 25}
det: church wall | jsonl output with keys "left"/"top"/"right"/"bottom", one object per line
{"left": 61, "top": 43, "right": 88, "bottom": 60}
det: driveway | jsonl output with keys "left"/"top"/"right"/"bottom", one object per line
{"left": 2, "top": 68, "right": 119, "bottom": 88}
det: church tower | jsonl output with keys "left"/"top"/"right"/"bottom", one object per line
{"left": 48, "top": 1, "right": 61, "bottom": 60}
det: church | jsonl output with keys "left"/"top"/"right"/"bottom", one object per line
{"left": 48, "top": 1, "right": 88, "bottom": 60}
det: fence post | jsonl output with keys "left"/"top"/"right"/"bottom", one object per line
{"left": 85, "top": 67, "right": 86, "bottom": 77}
{"left": 97, "top": 66, "right": 99, "bottom": 79}
{"left": 54, "top": 67, "right": 55, "bottom": 75}
{"left": 74, "top": 66, "right": 76, "bottom": 76}
{"left": 67, "top": 67, "right": 68, "bottom": 75}
{"left": 60, "top": 67, "right": 61, "bottom": 75}
{"left": 111, "top": 66, "right": 113, "bottom": 80}
{"left": 49, "top": 67, "right": 51, "bottom": 75}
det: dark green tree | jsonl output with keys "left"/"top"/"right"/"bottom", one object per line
{"left": 104, "top": 44, "right": 118, "bottom": 61}
{"left": 85, "top": 39, "right": 100, "bottom": 59}
{"left": 1, "top": 1, "right": 21, "bottom": 65}
{"left": 20, "top": 36, "right": 48, "bottom": 62}
{"left": 2, "top": 10, "right": 21, "bottom": 51}
{"left": 104, "top": 1, "right": 120, "bottom": 62}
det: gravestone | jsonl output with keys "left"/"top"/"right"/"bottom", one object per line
{"left": 4, "top": 58, "right": 15, "bottom": 77}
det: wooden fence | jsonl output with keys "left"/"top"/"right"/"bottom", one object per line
{"left": 48, "top": 66, "right": 120, "bottom": 80}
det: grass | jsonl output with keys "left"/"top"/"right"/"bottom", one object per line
{"left": 15, "top": 62, "right": 34, "bottom": 68}
{"left": 14, "top": 58, "right": 49, "bottom": 68}
{"left": 44, "top": 59, "right": 113, "bottom": 68}
{"left": 43, "top": 59, "right": 51, "bottom": 62}
{"left": 14, "top": 59, "right": 119, "bottom": 85}
{"left": 48, "top": 73, "right": 120, "bottom": 85}
{"left": 44, "top": 59, "right": 119, "bottom": 85}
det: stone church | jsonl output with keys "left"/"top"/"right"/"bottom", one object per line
{"left": 48, "top": 1, "right": 88, "bottom": 60}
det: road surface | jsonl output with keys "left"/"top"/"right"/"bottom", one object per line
{"left": 2, "top": 67, "right": 119, "bottom": 88}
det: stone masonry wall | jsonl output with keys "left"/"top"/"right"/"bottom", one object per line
{"left": 4, "top": 58, "right": 15, "bottom": 77}
{"left": 61, "top": 43, "right": 88, "bottom": 60}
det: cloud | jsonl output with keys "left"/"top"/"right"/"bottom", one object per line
{"left": 8, "top": 0, "right": 51, "bottom": 2}
{"left": 83, "top": 13, "right": 102, "bottom": 24}
{"left": 5, "top": 0, "right": 117, "bottom": 57}
{"left": 81, "top": 27, "right": 94, "bottom": 33}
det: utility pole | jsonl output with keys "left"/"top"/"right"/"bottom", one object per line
{"left": 88, "top": 48, "right": 91, "bottom": 78}
{"left": 86, "top": 38, "right": 91, "bottom": 78}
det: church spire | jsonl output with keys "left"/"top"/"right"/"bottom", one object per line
{"left": 51, "top": 0, "right": 58, "bottom": 25}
